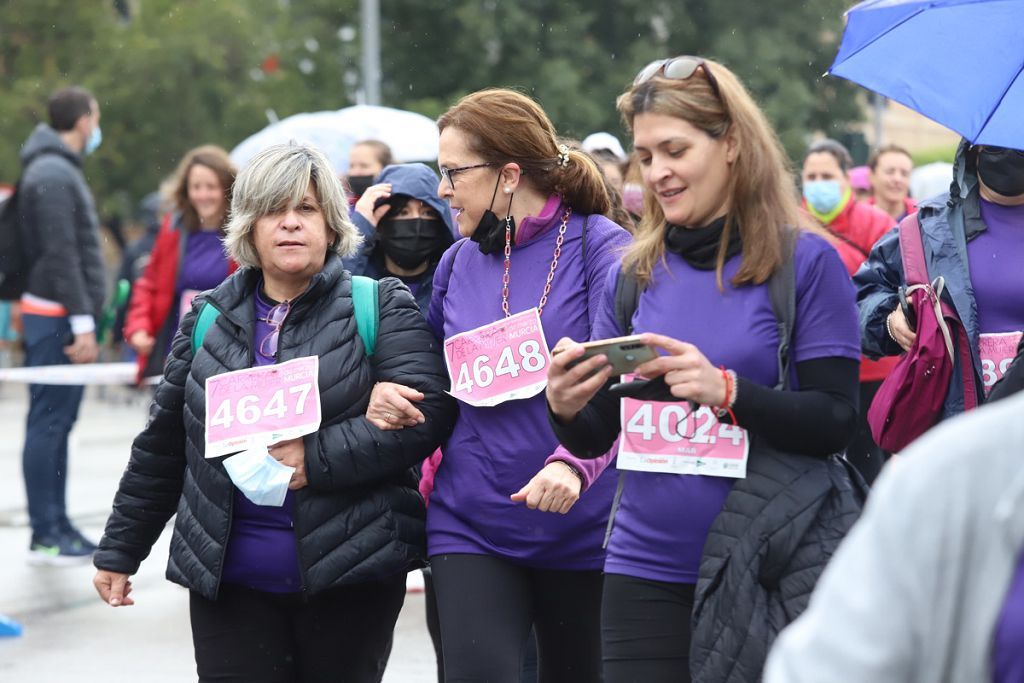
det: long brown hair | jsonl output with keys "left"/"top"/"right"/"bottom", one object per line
{"left": 161, "top": 145, "right": 236, "bottom": 232}
{"left": 437, "top": 88, "right": 611, "bottom": 216}
{"left": 617, "top": 59, "right": 802, "bottom": 287}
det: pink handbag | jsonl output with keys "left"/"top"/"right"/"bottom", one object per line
{"left": 867, "top": 214, "right": 978, "bottom": 452}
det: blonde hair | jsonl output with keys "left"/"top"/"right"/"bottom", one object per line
{"left": 160, "top": 145, "right": 236, "bottom": 232}
{"left": 617, "top": 58, "right": 804, "bottom": 287}
{"left": 438, "top": 88, "right": 611, "bottom": 216}
{"left": 224, "top": 143, "right": 361, "bottom": 268}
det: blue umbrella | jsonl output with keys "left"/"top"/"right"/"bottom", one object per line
{"left": 829, "top": 0, "right": 1024, "bottom": 148}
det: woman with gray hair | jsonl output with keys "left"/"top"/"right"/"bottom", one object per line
{"left": 91, "top": 143, "right": 455, "bottom": 682}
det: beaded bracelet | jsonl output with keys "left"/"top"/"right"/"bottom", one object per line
{"left": 715, "top": 366, "right": 738, "bottom": 423}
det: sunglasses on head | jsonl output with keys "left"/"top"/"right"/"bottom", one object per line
{"left": 633, "top": 56, "right": 722, "bottom": 100}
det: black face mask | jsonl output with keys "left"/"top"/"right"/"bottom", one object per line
{"left": 346, "top": 175, "right": 375, "bottom": 198}
{"left": 977, "top": 147, "right": 1024, "bottom": 198}
{"left": 378, "top": 217, "right": 448, "bottom": 270}
{"left": 471, "top": 173, "right": 515, "bottom": 255}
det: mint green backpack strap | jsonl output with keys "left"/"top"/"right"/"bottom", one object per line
{"left": 351, "top": 275, "right": 379, "bottom": 357}
{"left": 191, "top": 301, "right": 220, "bottom": 356}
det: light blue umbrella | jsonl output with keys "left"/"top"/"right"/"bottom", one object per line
{"left": 829, "top": 0, "right": 1024, "bottom": 148}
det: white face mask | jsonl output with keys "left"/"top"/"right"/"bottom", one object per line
{"left": 222, "top": 447, "right": 295, "bottom": 507}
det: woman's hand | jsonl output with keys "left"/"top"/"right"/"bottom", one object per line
{"left": 354, "top": 182, "right": 393, "bottom": 227}
{"left": 886, "top": 307, "right": 916, "bottom": 352}
{"left": 366, "top": 382, "right": 425, "bottom": 430}
{"left": 633, "top": 332, "right": 727, "bottom": 407}
{"left": 510, "top": 461, "right": 582, "bottom": 514}
{"left": 128, "top": 330, "right": 155, "bottom": 356}
{"left": 545, "top": 337, "right": 614, "bottom": 423}
{"left": 269, "top": 438, "right": 308, "bottom": 490}
{"left": 93, "top": 570, "right": 135, "bottom": 607}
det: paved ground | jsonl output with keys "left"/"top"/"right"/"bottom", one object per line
{"left": 0, "top": 381, "right": 436, "bottom": 682}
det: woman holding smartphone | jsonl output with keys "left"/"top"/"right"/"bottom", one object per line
{"left": 546, "top": 57, "right": 865, "bottom": 682}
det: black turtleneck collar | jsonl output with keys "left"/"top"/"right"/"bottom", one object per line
{"left": 664, "top": 215, "right": 742, "bottom": 270}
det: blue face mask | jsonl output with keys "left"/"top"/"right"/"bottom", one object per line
{"left": 222, "top": 447, "right": 295, "bottom": 507}
{"left": 85, "top": 126, "right": 102, "bottom": 156}
{"left": 803, "top": 180, "right": 843, "bottom": 214}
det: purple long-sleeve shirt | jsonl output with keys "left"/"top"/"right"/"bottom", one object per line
{"left": 426, "top": 197, "right": 631, "bottom": 570}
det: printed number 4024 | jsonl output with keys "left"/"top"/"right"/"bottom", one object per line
{"left": 210, "top": 383, "right": 313, "bottom": 430}
{"left": 454, "top": 340, "right": 546, "bottom": 394}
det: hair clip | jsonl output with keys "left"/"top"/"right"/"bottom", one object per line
{"left": 557, "top": 144, "right": 570, "bottom": 168}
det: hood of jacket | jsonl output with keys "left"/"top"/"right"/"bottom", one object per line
{"left": 20, "top": 123, "right": 80, "bottom": 170}
{"left": 375, "top": 163, "right": 457, "bottom": 238}
{"left": 925, "top": 137, "right": 986, "bottom": 240}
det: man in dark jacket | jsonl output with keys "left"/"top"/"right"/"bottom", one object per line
{"left": 19, "top": 86, "right": 107, "bottom": 564}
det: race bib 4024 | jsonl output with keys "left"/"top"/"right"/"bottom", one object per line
{"left": 617, "top": 375, "right": 748, "bottom": 478}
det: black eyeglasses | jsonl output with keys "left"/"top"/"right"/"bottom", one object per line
{"left": 439, "top": 162, "right": 497, "bottom": 190}
{"left": 258, "top": 300, "right": 291, "bottom": 359}
{"left": 633, "top": 56, "right": 722, "bottom": 100}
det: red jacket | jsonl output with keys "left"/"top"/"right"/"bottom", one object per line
{"left": 868, "top": 195, "right": 917, "bottom": 222}
{"left": 123, "top": 213, "right": 237, "bottom": 381}
{"left": 809, "top": 197, "right": 899, "bottom": 383}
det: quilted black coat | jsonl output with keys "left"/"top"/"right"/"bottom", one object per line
{"left": 94, "top": 253, "right": 456, "bottom": 599}
{"left": 689, "top": 444, "right": 868, "bottom": 682}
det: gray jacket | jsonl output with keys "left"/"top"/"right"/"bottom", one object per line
{"left": 764, "top": 391, "right": 1024, "bottom": 683}
{"left": 19, "top": 123, "right": 106, "bottom": 321}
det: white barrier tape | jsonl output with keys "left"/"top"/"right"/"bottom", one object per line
{"left": 0, "top": 362, "right": 138, "bottom": 385}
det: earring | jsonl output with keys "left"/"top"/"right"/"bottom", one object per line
{"left": 503, "top": 186, "right": 511, "bottom": 194}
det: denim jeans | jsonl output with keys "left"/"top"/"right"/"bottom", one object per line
{"left": 21, "top": 314, "right": 84, "bottom": 538}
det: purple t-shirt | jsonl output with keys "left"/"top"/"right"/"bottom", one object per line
{"left": 170, "top": 230, "right": 231, "bottom": 347}
{"left": 592, "top": 232, "right": 860, "bottom": 584}
{"left": 220, "top": 288, "right": 302, "bottom": 593}
{"left": 969, "top": 200, "right": 1024, "bottom": 335}
{"left": 994, "top": 549, "right": 1024, "bottom": 682}
{"left": 425, "top": 202, "right": 632, "bottom": 570}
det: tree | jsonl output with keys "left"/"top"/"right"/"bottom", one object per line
{"left": 0, "top": 0, "right": 862, "bottom": 216}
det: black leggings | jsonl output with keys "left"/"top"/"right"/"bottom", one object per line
{"left": 423, "top": 567, "right": 540, "bottom": 683}
{"left": 190, "top": 576, "right": 405, "bottom": 683}
{"left": 430, "top": 553, "right": 603, "bottom": 683}
{"left": 602, "top": 573, "right": 695, "bottom": 683}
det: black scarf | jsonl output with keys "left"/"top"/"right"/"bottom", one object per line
{"left": 664, "top": 215, "right": 741, "bottom": 270}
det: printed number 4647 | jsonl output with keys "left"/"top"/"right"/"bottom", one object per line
{"left": 210, "top": 383, "right": 313, "bottom": 430}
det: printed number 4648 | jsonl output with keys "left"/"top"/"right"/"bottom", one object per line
{"left": 455, "top": 340, "right": 546, "bottom": 394}
{"left": 210, "top": 383, "right": 313, "bottom": 430}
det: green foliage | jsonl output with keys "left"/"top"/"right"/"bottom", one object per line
{"left": 0, "top": 0, "right": 861, "bottom": 217}
{"left": 912, "top": 144, "right": 958, "bottom": 166}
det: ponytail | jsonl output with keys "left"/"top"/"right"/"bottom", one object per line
{"left": 553, "top": 149, "right": 611, "bottom": 217}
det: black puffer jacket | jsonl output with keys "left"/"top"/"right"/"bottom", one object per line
{"left": 19, "top": 123, "right": 106, "bottom": 320}
{"left": 94, "top": 253, "right": 456, "bottom": 599}
{"left": 689, "top": 445, "right": 867, "bottom": 682}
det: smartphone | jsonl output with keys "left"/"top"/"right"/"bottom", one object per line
{"left": 558, "top": 335, "right": 658, "bottom": 375}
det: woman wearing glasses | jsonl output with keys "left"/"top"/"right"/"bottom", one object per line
{"left": 92, "top": 143, "right": 455, "bottom": 682}
{"left": 372, "top": 88, "right": 631, "bottom": 682}
{"left": 545, "top": 58, "right": 865, "bottom": 681}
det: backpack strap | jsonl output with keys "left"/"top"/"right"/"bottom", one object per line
{"left": 767, "top": 244, "right": 797, "bottom": 390}
{"left": 605, "top": 263, "right": 645, "bottom": 548}
{"left": 897, "top": 213, "right": 927, "bottom": 285}
{"left": 613, "top": 268, "right": 643, "bottom": 335}
{"left": 191, "top": 300, "right": 219, "bottom": 356}
{"left": 351, "top": 275, "right": 379, "bottom": 357}
{"left": 189, "top": 276, "right": 380, "bottom": 358}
